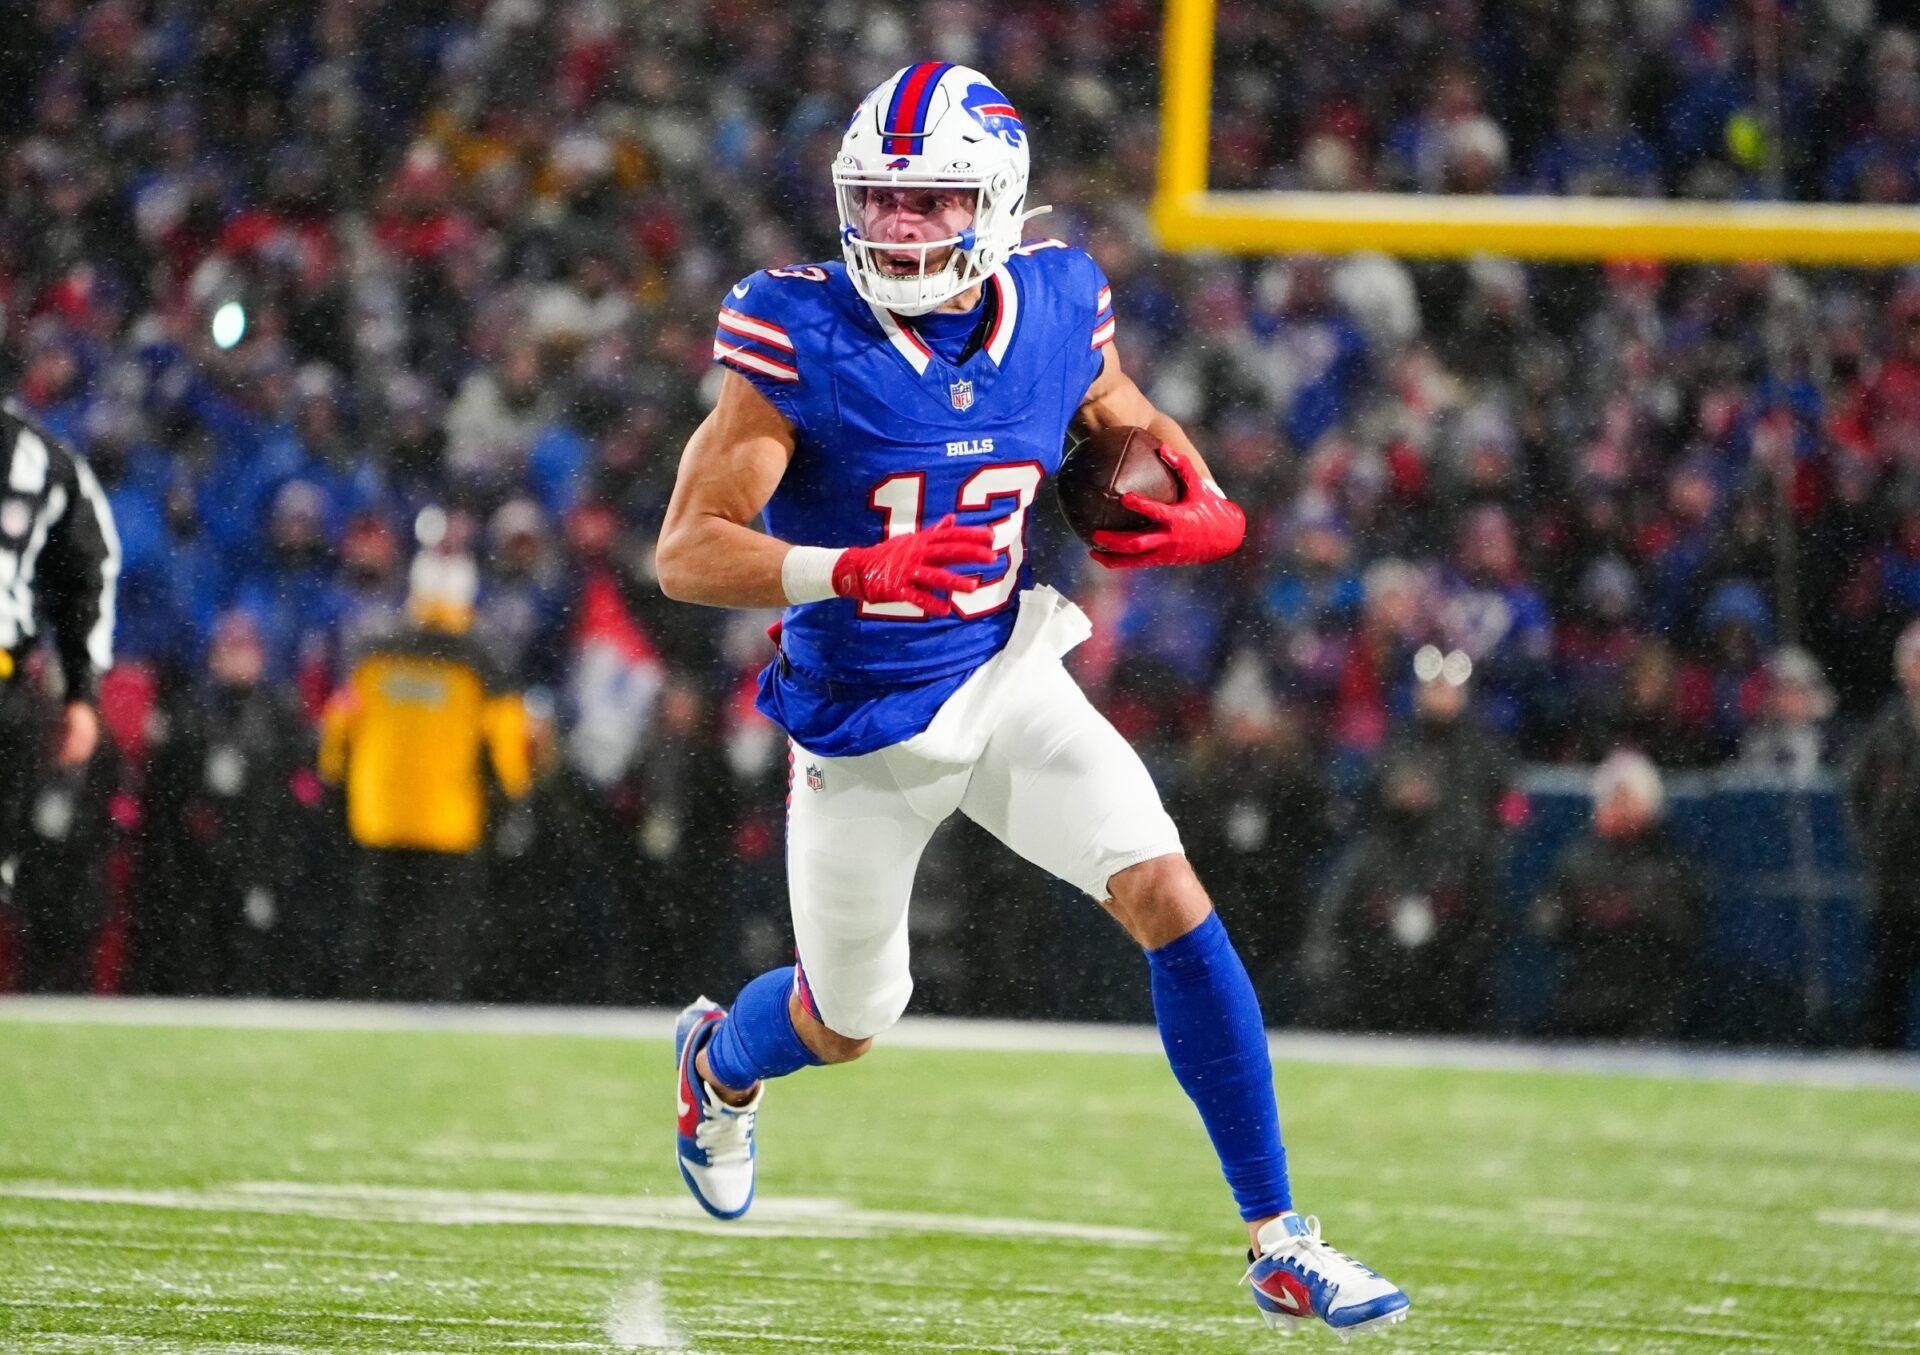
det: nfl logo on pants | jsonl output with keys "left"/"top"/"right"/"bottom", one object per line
{"left": 949, "top": 379, "right": 974, "bottom": 411}
{"left": 806, "top": 764, "right": 825, "bottom": 792}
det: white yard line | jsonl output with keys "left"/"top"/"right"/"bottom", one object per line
{"left": 1818, "top": 1207, "right": 1920, "bottom": 1235}
{"left": 1451, "top": 1308, "right": 1920, "bottom": 1352}
{"left": 0, "top": 1181, "right": 1175, "bottom": 1247}
{"left": 0, "top": 1300, "right": 581, "bottom": 1332}
{"left": 9, "top": 1296, "right": 1082, "bottom": 1355}
{"left": 691, "top": 1332, "right": 1072, "bottom": 1354}
{"left": 4, "top": 994, "right": 1918, "bottom": 1089}
{"left": 2, "top": 1335, "right": 372, "bottom": 1355}
{"left": 0, "top": 1228, "right": 1131, "bottom": 1301}
{"left": 0, "top": 1335, "right": 1067, "bottom": 1355}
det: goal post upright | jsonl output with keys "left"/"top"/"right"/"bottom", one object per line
{"left": 1156, "top": 0, "right": 1214, "bottom": 205}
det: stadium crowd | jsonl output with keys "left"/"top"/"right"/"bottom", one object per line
{"left": 2, "top": 0, "right": 1919, "bottom": 1047}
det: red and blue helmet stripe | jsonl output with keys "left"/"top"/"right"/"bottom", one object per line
{"left": 882, "top": 62, "right": 953, "bottom": 155}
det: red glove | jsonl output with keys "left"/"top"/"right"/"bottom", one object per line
{"left": 1089, "top": 445, "right": 1246, "bottom": 569}
{"left": 833, "top": 514, "right": 998, "bottom": 616}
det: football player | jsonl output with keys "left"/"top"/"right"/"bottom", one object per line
{"left": 654, "top": 62, "right": 1409, "bottom": 1337}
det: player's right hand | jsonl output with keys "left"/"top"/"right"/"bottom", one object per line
{"left": 832, "top": 514, "right": 997, "bottom": 617}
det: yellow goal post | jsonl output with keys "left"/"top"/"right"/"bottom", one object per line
{"left": 1152, "top": 0, "right": 1920, "bottom": 266}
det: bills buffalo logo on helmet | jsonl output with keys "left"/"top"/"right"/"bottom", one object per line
{"left": 961, "top": 83, "right": 1024, "bottom": 147}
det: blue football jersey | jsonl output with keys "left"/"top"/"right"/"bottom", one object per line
{"left": 711, "top": 241, "right": 1117, "bottom": 757}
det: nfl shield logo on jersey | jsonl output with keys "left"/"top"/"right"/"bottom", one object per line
{"left": 949, "top": 379, "right": 974, "bottom": 411}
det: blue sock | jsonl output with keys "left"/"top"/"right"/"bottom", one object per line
{"left": 703, "top": 966, "right": 824, "bottom": 1091}
{"left": 1146, "top": 912, "right": 1292, "bottom": 1221}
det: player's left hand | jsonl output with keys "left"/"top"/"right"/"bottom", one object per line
{"left": 1089, "top": 445, "right": 1246, "bottom": 569}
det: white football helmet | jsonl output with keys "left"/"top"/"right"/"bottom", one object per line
{"left": 833, "top": 62, "right": 1046, "bottom": 315}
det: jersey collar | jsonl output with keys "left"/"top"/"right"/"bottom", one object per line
{"left": 866, "top": 267, "right": 1020, "bottom": 377}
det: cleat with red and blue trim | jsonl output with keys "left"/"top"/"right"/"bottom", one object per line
{"left": 674, "top": 997, "right": 762, "bottom": 1220}
{"left": 1245, "top": 1213, "right": 1410, "bottom": 1340}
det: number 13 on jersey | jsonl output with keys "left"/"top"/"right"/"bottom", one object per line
{"left": 861, "top": 462, "right": 1044, "bottom": 620}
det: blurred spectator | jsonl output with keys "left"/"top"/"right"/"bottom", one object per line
{"left": 475, "top": 498, "right": 564, "bottom": 688}
{"left": 1327, "top": 558, "right": 1425, "bottom": 758}
{"left": 1173, "top": 653, "right": 1329, "bottom": 1003}
{"left": 1381, "top": 62, "right": 1486, "bottom": 194}
{"left": 136, "top": 613, "right": 319, "bottom": 995}
{"left": 1827, "top": 72, "right": 1920, "bottom": 203}
{"left": 1527, "top": 65, "right": 1661, "bottom": 197}
{"left": 1573, "top": 638, "right": 1715, "bottom": 767}
{"left": 335, "top": 514, "right": 408, "bottom": 661}
{"left": 1258, "top": 505, "right": 1363, "bottom": 704}
{"left": 318, "top": 552, "right": 532, "bottom": 1001}
{"left": 1433, "top": 506, "right": 1551, "bottom": 736}
{"left": 230, "top": 480, "right": 348, "bottom": 700}
{"left": 1741, "top": 647, "right": 1837, "bottom": 776}
{"left": 1253, "top": 259, "right": 1370, "bottom": 452}
{"left": 1676, "top": 580, "right": 1772, "bottom": 762}
{"left": 1844, "top": 622, "right": 1920, "bottom": 1049}
{"left": 1530, "top": 752, "right": 1706, "bottom": 1040}
{"left": 1865, "top": 287, "right": 1920, "bottom": 466}
{"left": 1303, "top": 742, "right": 1499, "bottom": 1033}
{"left": 1377, "top": 644, "right": 1521, "bottom": 849}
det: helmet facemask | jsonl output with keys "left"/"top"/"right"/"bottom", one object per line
{"left": 834, "top": 165, "right": 1025, "bottom": 315}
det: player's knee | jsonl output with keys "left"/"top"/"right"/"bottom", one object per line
{"left": 1104, "top": 853, "right": 1212, "bottom": 950}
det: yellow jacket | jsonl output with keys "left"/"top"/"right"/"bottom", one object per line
{"left": 319, "top": 626, "right": 531, "bottom": 853}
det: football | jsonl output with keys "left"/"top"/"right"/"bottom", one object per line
{"left": 1053, "top": 425, "right": 1181, "bottom": 545}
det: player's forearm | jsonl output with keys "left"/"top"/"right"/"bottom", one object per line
{"left": 1077, "top": 351, "right": 1223, "bottom": 491}
{"left": 655, "top": 513, "right": 806, "bottom": 610}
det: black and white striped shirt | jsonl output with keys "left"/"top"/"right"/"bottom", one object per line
{"left": 0, "top": 404, "right": 119, "bottom": 703}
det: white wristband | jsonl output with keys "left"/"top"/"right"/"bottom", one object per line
{"left": 781, "top": 545, "right": 845, "bottom": 604}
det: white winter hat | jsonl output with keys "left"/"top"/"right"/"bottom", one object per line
{"left": 1593, "top": 749, "right": 1664, "bottom": 820}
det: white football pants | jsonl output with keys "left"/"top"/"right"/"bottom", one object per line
{"left": 785, "top": 590, "right": 1183, "bottom": 1041}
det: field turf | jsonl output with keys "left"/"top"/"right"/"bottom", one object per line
{"left": 1, "top": 1005, "right": 1917, "bottom": 1353}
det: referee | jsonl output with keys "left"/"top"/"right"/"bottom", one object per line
{"left": 0, "top": 402, "right": 120, "bottom": 903}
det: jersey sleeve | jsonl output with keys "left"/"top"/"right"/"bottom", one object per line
{"left": 1090, "top": 263, "right": 1116, "bottom": 354}
{"left": 712, "top": 274, "right": 804, "bottom": 427}
{"left": 1051, "top": 244, "right": 1114, "bottom": 400}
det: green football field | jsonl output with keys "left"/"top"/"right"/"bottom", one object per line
{"left": 2, "top": 1005, "right": 1918, "bottom": 1354}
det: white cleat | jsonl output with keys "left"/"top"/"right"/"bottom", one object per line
{"left": 673, "top": 998, "right": 762, "bottom": 1220}
{"left": 1245, "top": 1212, "right": 1410, "bottom": 1339}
